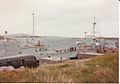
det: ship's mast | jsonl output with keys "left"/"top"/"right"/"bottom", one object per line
{"left": 92, "top": 16, "right": 97, "bottom": 52}
{"left": 84, "top": 32, "right": 87, "bottom": 40}
{"left": 92, "top": 16, "right": 96, "bottom": 38}
{"left": 32, "top": 12, "right": 35, "bottom": 40}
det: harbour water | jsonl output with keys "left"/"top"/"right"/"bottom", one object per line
{"left": 0, "top": 34, "right": 118, "bottom": 60}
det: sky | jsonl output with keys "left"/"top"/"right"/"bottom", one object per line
{"left": 0, "top": 0, "right": 119, "bottom": 37}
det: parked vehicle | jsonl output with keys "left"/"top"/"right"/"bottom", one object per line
{"left": 0, "top": 54, "right": 39, "bottom": 69}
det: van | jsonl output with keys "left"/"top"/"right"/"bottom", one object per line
{"left": 0, "top": 54, "right": 39, "bottom": 69}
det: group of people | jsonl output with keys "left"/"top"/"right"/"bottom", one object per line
{"left": 69, "top": 47, "right": 77, "bottom": 52}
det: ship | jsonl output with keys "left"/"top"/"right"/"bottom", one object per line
{"left": 75, "top": 16, "right": 119, "bottom": 59}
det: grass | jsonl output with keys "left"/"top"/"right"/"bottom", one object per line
{"left": 0, "top": 53, "right": 119, "bottom": 83}
{"left": 85, "top": 53, "right": 119, "bottom": 83}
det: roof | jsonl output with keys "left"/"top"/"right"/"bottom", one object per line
{"left": 0, "top": 54, "right": 35, "bottom": 60}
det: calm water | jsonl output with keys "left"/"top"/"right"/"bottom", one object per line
{"left": 0, "top": 36, "right": 118, "bottom": 59}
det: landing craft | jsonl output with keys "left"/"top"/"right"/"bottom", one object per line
{"left": 0, "top": 54, "right": 39, "bottom": 69}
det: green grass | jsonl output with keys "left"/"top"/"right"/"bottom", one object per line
{"left": 0, "top": 53, "right": 119, "bottom": 83}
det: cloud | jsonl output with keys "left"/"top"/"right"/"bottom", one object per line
{"left": 0, "top": 0, "right": 118, "bottom": 37}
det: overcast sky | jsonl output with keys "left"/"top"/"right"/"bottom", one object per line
{"left": 0, "top": 0, "right": 119, "bottom": 37}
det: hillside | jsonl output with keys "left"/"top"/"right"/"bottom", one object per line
{"left": 0, "top": 53, "right": 118, "bottom": 83}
